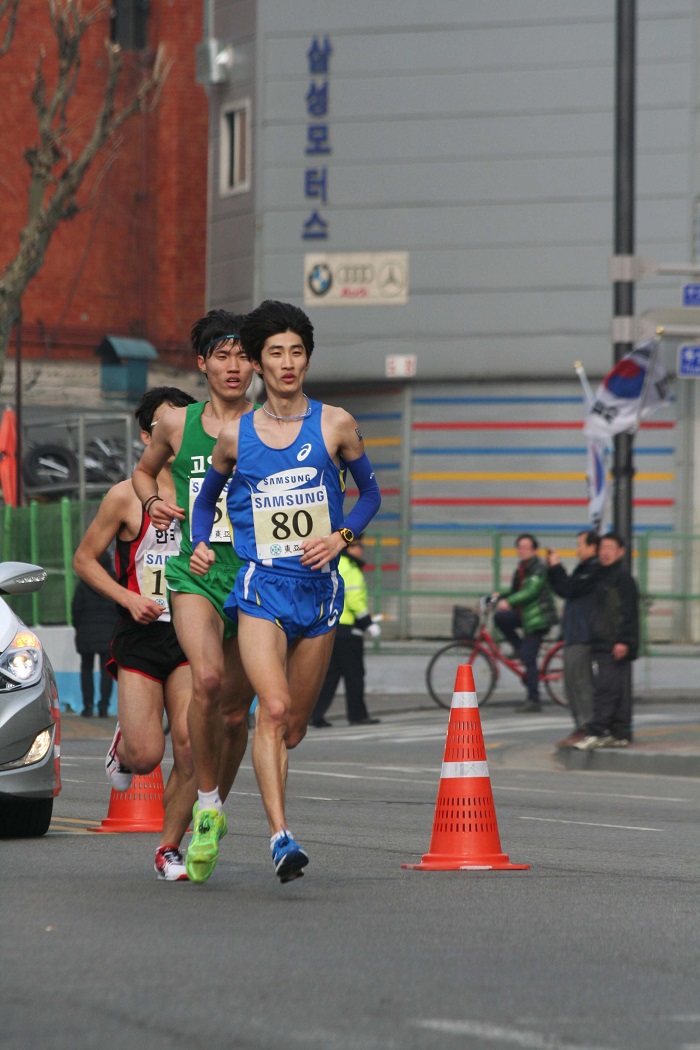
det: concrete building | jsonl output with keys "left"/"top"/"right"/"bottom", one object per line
{"left": 198, "top": 2, "right": 698, "bottom": 639}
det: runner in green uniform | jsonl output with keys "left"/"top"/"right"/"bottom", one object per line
{"left": 165, "top": 400, "right": 244, "bottom": 633}
{"left": 133, "top": 310, "right": 256, "bottom": 882}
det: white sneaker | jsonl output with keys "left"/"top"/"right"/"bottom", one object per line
{"left": 572, "top": 734, "right": 610, "bottom": 751}
{"left": 105, "top": 722, "right": 133, "bottom": 791}
{"left": 154, "top": 846, "right": 188, "bottom": 882}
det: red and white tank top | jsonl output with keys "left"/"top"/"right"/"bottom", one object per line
{"left": 114, "top": 510, "right": 181, "bottom": 623}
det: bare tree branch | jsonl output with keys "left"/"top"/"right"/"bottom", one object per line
{"left": 0, "top": 0, "right": 19, "bottom": 57}
{"left": 0, "top": 0, "right": 169, "bottom": 364}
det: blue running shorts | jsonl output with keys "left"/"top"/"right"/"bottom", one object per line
{"left": 224, "top": 562, "right": 343, "bottom": 642}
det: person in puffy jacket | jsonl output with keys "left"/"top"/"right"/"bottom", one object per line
{"left": 546, "top": 530, "right": 600, "bottom": 746}
{"left": 494, "top": 533, "right": 558, "bottom": 713}
{"left": 311, "top": 534, "right": 381, "bottom": 727}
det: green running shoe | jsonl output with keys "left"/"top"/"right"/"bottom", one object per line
{"left": 185, "top": 803, "right": 228, "bottom": 883}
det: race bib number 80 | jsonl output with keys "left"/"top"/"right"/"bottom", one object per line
{"left": 189, "top": 477, "right": 232, "bottom": 544}
{"left": 252, "top": 485, "right": 331, "bottom": 560}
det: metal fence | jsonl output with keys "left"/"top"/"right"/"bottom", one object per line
{"left": 1, "top": 499, "right": 697, "bottom": 653}
{"left": 363, "top": 527, "right": 700, "bottom": 651}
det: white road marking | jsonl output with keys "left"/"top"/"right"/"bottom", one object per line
{"left": 519, "top": 816, "right": 662, "bottom": 832}
{"left": 496, "top": 785, "right": 691, "bottom": 804}
{"left": 286, "top": 766, "right": 435, "bottom": 786}
{"left": 412, "top": 1018, "right": 615, "bottom": 1049}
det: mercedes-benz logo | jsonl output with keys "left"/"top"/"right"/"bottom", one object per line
{"left": 378, "top": 262, "right": 404, "bottom": 298}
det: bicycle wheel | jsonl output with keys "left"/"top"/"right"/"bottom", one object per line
{"left": 426, "top": 641, "right": 497, "bottom": 709}
{"left": 541, "top": 641, "right": 566, "bottom": 706}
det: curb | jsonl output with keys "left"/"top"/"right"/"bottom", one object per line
{"left": 554, "top": 747, "right": 700, "bottom": 779}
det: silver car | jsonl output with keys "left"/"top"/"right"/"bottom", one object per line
{"left": 0, "top": 562, "right": 61, "bottom": 837}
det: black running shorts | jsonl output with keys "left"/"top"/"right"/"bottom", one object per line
{"left": 107, "top": 618, "right": 188, "bottom": 683}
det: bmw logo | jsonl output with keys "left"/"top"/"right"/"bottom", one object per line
{"left": 308, "top": 263, "right": 333, "bottom": 297}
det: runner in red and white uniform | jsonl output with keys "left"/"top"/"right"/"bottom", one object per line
{"left": 73, "top": 386, "right": 197, "bottom": 882}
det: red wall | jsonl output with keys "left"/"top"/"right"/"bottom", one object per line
{"left": 0, "top": 1, "right": 208, "bottom": 368}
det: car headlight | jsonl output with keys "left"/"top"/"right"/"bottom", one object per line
{"left": 23, "top": 728, "right": 53, "bottom": 764}
{"left": 0, "top": 629, "right": 43, "bottom": 687}
{"left": 0, "top": 726, "right": 53, "bottom": 770}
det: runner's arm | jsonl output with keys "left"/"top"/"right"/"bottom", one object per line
{"left": 73, "top": 485, "right": 164, "bottom": 624}
{"left": 301, "top": 408, "right": 381, "bottom": 569}
{"left": 132, "top": 410, "right": 185, "bottom": 528}
{"left": 335, "top": 408, "right": 382, "bottom": 538}
{"left": 189, "top": 425, "right": 238, "bottom": 575}
{"left": 341, "top": 451, "right": 382, "bottom": 537}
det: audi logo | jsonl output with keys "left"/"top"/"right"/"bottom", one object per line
{"left": 337, "top": 265, "right": 374, "bottom": 283}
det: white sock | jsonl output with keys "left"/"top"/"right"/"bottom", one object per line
{"left": 198, "top": 788, "right": 222, "bottom": 813}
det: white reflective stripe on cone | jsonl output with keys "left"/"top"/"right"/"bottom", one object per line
{"left": 441, "top": 761, "right": 490, "bottom": 778}
{"left": 450, "top": 691, "right": 479, "bottom": 708}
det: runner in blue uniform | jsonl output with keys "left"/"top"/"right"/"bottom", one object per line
{"left": 190, "top": 300, "right": 381, "bottom": 883}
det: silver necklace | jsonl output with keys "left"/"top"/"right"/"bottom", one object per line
{"left": 262, "top": 394, "right": 311, "bottom": 422}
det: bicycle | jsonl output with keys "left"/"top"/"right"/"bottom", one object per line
{"left": 425, "top": 597, "right": 565, "bottom": 709}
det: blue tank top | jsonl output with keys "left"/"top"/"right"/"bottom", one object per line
{"left": 226, "top": 399, "right": 346, "bottom": 575}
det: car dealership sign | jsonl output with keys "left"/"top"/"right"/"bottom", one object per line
{"left": 304, "top": 251, "right": 409, "bottom": 306}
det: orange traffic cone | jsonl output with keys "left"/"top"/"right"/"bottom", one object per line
{"left": 403, "top": 664, "right": 529, "bottom": 871}
{"left": 89, "top": 766, "right": 165, "bottom": 833}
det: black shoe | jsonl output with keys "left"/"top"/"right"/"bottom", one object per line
{"left": 98, "top": 707, "right": 109, "bottom": 718}
{"left": 349, "top": 717, "right": 381, "bottom": 725}
{"left": 514, "top": 701, "right": 542, "bottom": 714}
{"left": 80, "top": 708, "right": 93, "bottom": 718}
{"left": 311, "top": 718, "right": 333, "bottom": 728}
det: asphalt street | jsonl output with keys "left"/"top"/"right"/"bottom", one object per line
{"left": 3, "top": 700, "right": 700, "bottom": 1050}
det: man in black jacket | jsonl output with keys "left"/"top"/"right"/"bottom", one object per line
{"left": 71, "top": 550, "right": 119, "bottom": 717}
{"left": 573, "top": 532, "right": 639, "bottom": 750}
{"left": 546, "top": 530, "right": 600, "bottom": 747}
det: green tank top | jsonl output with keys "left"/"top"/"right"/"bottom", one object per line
{"left": 170, "top": 401, "right": 244, "bottom": 570}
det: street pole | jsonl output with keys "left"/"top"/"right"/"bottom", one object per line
{"left": 612, "top": 0, "right": 636, "bottom": 568}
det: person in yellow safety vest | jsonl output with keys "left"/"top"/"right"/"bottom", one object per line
{"left": 310, "top": 534, "right": 381, "bottom": 727}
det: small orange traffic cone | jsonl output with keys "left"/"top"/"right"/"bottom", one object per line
{"left": 89, "top": 766, "right": 165, "bottom": 833}
{"left": 403, "top": 664, "right": 529, "bottom": 871}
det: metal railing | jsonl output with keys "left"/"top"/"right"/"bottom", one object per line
{"left": 1, "top": 502, "right": 698, "bottom": 654}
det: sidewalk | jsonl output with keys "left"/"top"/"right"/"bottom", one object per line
{"left": 58, "top": 645, "right": 700, "bottom": 779}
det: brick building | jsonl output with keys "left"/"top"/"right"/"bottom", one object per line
{"left": 0, "top": 0, "right": 208, "bottom": 370}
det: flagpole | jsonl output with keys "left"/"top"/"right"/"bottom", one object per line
{"left": 574, "top": 361, "right": 595, "bottom": 409}
{"left": 612, "top": 0, "right": 636, "bottom": 569}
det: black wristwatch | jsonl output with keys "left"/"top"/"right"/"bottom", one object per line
{"left": 338, "top": 527, "right": 355, "bottom": 547}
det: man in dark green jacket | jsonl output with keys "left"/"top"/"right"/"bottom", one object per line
{"left": 494, "top": 533, "right": 558, "bottom": 713}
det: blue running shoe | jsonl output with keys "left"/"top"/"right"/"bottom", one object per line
{"left": 271, "top": 831, "right": 309, "bottom": 883}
